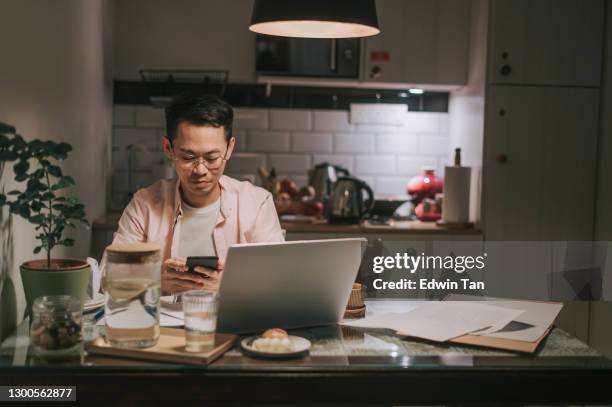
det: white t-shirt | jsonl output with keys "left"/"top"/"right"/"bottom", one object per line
{"left": 177, "top": 197, "right": 220, "bottom": 258}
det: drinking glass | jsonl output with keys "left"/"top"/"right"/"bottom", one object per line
{"left": 182, "top": 290, "right": 219, "bottom": 352}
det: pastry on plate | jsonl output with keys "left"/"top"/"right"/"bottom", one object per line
{"left": 252, "top": 328, "right": 294, "bottom": 353}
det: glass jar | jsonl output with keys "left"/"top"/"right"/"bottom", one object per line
{"left": 102, "top": 242, "right": 161, "bottom": 348}
{"left": 30, "top": 295, "right": 82, "bottom": 354}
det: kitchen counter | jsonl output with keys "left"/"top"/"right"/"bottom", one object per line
{"left": 93, "top": 212, "right": 481, "bottom": 234}
{"left": 281, "top": 219, "right": 481, "bottom": 235}
{"left": 1, "top": 300, "right": 611, "bottom": 404}
{"left": 91, "top": 212, "right": 482, "bottom": 259}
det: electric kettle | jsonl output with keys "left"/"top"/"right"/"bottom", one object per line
{"left": 327, "top": 177, "right": 375, "bottom": 224}
{"left": 308, "top": 162, "right": 350, "bottom": 202}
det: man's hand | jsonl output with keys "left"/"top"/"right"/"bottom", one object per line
{"left": 192, "top": 260, "right": 225, "bottom": 292}
{"left": 161, "top": 257, "right": 224, "bottom": 295}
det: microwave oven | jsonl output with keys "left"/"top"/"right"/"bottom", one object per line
{"left": 255, "top": 35, "right": 360, "bottom": 78}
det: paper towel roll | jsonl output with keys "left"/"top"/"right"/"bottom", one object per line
{"left": 442, "top": 166, "right": 471, "bottom": 223}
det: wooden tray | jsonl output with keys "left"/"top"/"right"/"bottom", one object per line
{"left": 86, "top": 328, "right": 237, "bottom": 364}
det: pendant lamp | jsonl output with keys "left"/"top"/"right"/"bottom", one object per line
{"left": 249, "top": 0, "right": 380, "bottom": 39}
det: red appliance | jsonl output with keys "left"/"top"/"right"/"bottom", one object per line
{"left": 407, "top": 169, "right": 443, "bottom": 222}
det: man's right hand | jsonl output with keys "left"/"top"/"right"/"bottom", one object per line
{"left": 162, "top": 257, "right": 207, "bottom": 295}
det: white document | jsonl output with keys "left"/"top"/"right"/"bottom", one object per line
{"left": 342, "top": 302, "right": 524, "bottom": 342}
{"left": 444, "top": 294, "right": 563, "bottom": 342}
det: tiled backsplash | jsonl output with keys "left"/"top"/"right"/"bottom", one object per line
{"left": 110, "top": 104, "right": 450, "bottom": 209}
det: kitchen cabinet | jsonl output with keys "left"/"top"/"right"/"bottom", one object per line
{"left": 362, "top": 0, "right": 471, "bottom": 86}
{"left": 483, "top": 85, "right": 599, "bottom": 240}
{"left": 488, "top": 0, "right": 604, "bottom": 87}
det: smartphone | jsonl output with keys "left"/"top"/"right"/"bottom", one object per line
{"left": 186, "top": 256, "right": 219, "bottom": 273}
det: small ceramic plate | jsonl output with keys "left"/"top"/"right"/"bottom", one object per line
{"left": 84, "top": 293, "right": 105, "bottom": 313}
{"left": 241, "top": 335, "right": 311, "bottom": 359}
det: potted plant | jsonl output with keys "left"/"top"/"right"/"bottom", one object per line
{"left": 0, "top": 122, "right": 90, "bottom": 319}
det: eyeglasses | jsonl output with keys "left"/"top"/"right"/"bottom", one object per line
{"left": 172, "top": 147, "right": 229, "bottom": 170}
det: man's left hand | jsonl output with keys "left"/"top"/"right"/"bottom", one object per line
{"left": 192, "top": 260, "right": 225, "bottom": 291}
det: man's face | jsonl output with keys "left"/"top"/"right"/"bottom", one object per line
{"left": 163, "top": 121, "right": 235, "bottom": 197}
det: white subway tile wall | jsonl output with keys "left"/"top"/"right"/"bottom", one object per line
{"left": 268, "top": 154, "right": 311, "bottom": 174}
{"left": 233, "top": 108, "right": 269, "bottom": 130}
{"left": 356, "top": 155, "right": 396, "bottom": 175}
{"left": 225, "top": 153, "right": 267, "bottom": 174}
{"left": 291, "top": 132, "right": 333, "bottom": 153}
{"left": 350, "top": 103, "right": 408, "bottom": 125}
{"left": 110, "top": 104, "right": 450, "bottom": 207}
{"left": 375, "top": 134, "right": 418, "bottom": 154}
{"left": 270, "top": 109, "right": 312, "bottom": 131}
{"left": 247, "top": 131, "right": 291, "bottom": 152}
{"left": 313, "top": 110, "right": 355, "bottom": 131}
{"left": 113, "top": 105, "right": 135, "bottom": 126}
{"left": 335, "top": 133, "right": 376, "bottom": 154}
{"left": 135, "top": 106, "right": 166, "bottom": 127}
{"left": 231, "top": 130, "right": 248, "bottom": 152}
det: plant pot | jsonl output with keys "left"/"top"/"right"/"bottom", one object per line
{"left": 20, "top": 259, "right": 91, "bottom": 321}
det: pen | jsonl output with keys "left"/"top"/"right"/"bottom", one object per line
{"left": 93, "top": 308, "right": 104, "bottom": 323}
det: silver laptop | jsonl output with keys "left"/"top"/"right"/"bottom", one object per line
{"left": 216, "top": 238, "right": 366, "bottom": 333}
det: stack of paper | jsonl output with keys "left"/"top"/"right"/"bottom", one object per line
{"left": 342, "top": 302, "right": 524, "bottom": 342}
{"left": 444, "top": 294, "right": 563, "bottom": 342}
{"left": 342, "top": 296, "right": 563, "bottom": 348}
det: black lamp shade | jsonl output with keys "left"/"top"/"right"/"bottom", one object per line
{"left": 249, "top": 0, "right": 380, "bottom": 38}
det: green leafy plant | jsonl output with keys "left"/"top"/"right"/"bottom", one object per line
{"left": 0, "top": 121, "right": 89, "bottom": 268}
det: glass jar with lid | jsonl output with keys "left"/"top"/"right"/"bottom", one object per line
{"left": 30, "top": 295, "right": 82, "bottom": 355}
{"left": 102, "top": 242, "right": 161, "bottom": 348}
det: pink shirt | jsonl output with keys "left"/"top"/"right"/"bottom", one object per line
{"left": 112, "top": 175, "right": 284, "bottom": 261}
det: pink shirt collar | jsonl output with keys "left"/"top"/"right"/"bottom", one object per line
{"left": 173, "top": 176, "right": 233, "bottom": 221}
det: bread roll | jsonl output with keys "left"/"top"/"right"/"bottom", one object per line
{"left": 262, "top": 328, "right": 288, "bottom": 339}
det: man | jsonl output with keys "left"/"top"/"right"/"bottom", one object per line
{"left": 112, "top": 93, "right": 284, "bottom": 294}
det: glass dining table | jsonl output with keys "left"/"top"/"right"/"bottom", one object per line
{"left": 2, "top": 300, "right": 612, "bottom": 405}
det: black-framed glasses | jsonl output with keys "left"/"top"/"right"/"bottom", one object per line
{"left": 171, "top": 142, "right": 230, "bottom": 170}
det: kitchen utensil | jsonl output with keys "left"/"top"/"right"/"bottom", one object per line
{"left": 308, "top": 162, "right": 350, "bottom": 202}
{"left": 415, "top": 195, "right": 442, "bottom": 222}
{"left": 327, "top": 177, "right": 374, "bottom": 224}
{"left": 407, "top": 168, "right": 443, "bottom": 202}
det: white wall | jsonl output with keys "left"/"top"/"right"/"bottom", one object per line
{"left": 109, "top": 105, "right": 450, "bottom": 208}
{"left": 447, "top": 0, "right": 488, "bottom": 223}
{"left": 0, "top": 0, "right": 114, "bottom": 339}
{"left": 113, "top": 0, "right": 256, "bottom": 82}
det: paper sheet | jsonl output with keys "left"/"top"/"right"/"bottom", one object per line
{"left": 342, "top": 302, "right": 524, "bottom": 342}
{"left": 444, "top": 294, "right": 563, "bottom": 342}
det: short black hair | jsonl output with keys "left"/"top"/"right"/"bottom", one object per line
{"left": 164, "top": 92, "right": 233, "bottom": 144}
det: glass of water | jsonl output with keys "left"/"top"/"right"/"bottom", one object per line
{"left": 182, "top": 290, "right": 219, "bottom": 352}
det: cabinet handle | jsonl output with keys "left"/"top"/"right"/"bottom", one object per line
{"left": 500, "top": 65, "right": 512, "bottom": 76}
{"left": 496, "top": 154, "right": 508, "bottom": 164}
